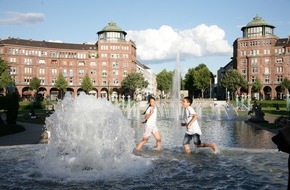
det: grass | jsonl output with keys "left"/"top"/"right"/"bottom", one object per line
{"left": 235, "top": 101, "right": 290, "bottom": 132}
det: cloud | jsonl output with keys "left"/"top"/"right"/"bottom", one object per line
{"left": 0, "top": 12, "right": 45, "bottom": 25}
{"left": 127, "top": 24, "right": 232, "bottom": 62}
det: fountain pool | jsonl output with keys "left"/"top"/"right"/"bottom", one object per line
{"left": 0, "top": 93, "right": 288, "bottom": 189}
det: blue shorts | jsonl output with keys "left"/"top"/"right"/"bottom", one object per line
{"left": 183, "top": 133, "right": 201, "bottom": 145}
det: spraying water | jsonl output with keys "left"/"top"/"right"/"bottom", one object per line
{"left": 37, "top": 92, "right": 151, "bottom": 181}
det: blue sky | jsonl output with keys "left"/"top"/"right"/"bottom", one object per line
{"left": 1, "top": 0, "right": 290, "bottom": 77}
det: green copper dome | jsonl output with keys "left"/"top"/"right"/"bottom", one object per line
{"left": 97, "top": 22, "right": 127, "bottom": 35}
{"left": 244, "top": 15, "right": 274, "bottom": 28}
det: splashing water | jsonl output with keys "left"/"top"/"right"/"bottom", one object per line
{"left": 36, "top": 92, "right": 151, "bottom": 181}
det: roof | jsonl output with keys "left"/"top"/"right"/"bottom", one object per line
{"left": 97, "top": 22, "right": 127, "bottom": 35}
{"left": 275, "top": 38, "right": 290, "bottom": 47}
{"left": 242, "top": 15, "right": 274, "bottom": 30}
{"left": 0, "top": 38, "right": 96, "bottom": 50}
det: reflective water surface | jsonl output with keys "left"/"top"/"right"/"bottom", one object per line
{"left": 0, "top": 94, "right": 288, "bottom": 190}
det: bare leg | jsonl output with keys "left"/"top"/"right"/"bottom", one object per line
{"left": 135, "top": 137, "right": 149, "bottom": 150}
{"left": 196, "top": 143, "right": 217, "bottom": 152}
{"left": 152, "top": 132, "right": 161, "bottom": 150}
{"left": 183, "top": 144, "right": 191, "bottom": 154}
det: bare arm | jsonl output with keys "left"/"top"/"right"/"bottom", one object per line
{"left": 145, "top": 106, "right": 154, "bottom": 120}
{"left": 187, "top": 114, "right": 198, "bottom": 128}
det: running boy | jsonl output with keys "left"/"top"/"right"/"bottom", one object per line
{"left": 135, "top": 97, "right": 161, "bottom": 150}
{"left": 181, "top": 96, "right": 216, "bottom": 153}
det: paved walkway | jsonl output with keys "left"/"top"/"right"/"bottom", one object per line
{"left": 0, "top": 122, "right": 45, "bottom": 146}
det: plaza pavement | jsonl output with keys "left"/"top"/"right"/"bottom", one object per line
{"left": 0, "top": 122, "right": 45, "bottom": 146}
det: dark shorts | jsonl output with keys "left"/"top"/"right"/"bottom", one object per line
{"left": 183, "top": 133, "right": 201, "bottom": 145}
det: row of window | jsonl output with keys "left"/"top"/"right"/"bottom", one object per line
{"left": 249, "top": 75, "right": 284, "bottom": 83}
{"left": 11, "top": 67, "right": 129, "bottom": 77}
{"left": 18, "top": 76, "right": 119, "bottom": 86}
{"left": 240, "top": 40, "right": 272, "bottom": 47}
{"left": 241, "top": 66, "right": 284, "bottom": 75}
{"left": 7, "top": 48, "right": 96, "bottom": 59}
{"left": 100, "top": 45, "right": 129, "bottom": 51}
{"left": 9, "top": 57, "right": 129, "bottom": 67}
{"left": 240, "top": 57, "right": 285, "bottom": 64}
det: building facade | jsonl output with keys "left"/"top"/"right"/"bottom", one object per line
{"left": 0, "top": 22, "right": 153, "bottom": 100}
{"left": 218, "top": 15, "right": 290, "bottom": 100}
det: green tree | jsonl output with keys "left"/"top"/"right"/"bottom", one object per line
{"left": 29, "top": 77, "right": 40, "bottom": 116}
{"left": 281, "top": 77, "right": 290, "bottom": 93}
{"left": 156, "top": 69, "right": 173, "bottom": 97}
{"left": 193, "top": 64, "right": 211, "bottom": 98}
{"left": 29, "top": 77, "right": 41, "bottom": 92}
{"left": 221, "top": 69, "right": 247, "bottom": 94}
{"left": 81, "top": 73, "right": 93, "bottom": 94}
{"left": 184, "top": 68, "right": 195, "bottom": 97}
{"left": 0, "top": 57, "right": 14, "bottom": 94}
{"left": 251, "top": 78, "right": 263, "bottom": 100}
{"left": 55, "top": 73, "right": 68, "bottom": 99}
{"left": 121, "top": 72, "right": 148, "bottom": 97}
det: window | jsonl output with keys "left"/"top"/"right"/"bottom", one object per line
{"left": 10, "top": 67, "right": 16, "bottom": 74}
{"left": 69, "top": 69, "right": 74, "bottom": 77}
{"left": 91, "top": 70, "right": 96, "bottom": 75}
{"left": 52, "top": 69, "right": 57, "bottom": 75}
{"left": 251, "top": 76, "right": 256, "bottom": 83}
{"left": 63, "top": 69, "right": 67, "bottom": 77}
{"left": 24, "top": 58, "right": 32, "bottom": 65}
{"left": 277, "top": 76, "right": 283, "bottom": 82}
{"left": 9, "top": 57, "right": 16, "bottom": 62}
{"left": 264, "top": 76, "right": 270, "bottom": 84}
{"left": 90, "top": 62, "right": 96, "bottom": 66}
{"left": 276, "top": 58, "right": 283, "bottom": 63}
{"left": 24, "top": 67, "right": 32, "bottom": 74}
{"left": 51, "top": 60, "right": 58, "bottom": 65}
{"left": 251, "top": 58, "right": 258, "bottom": 66}
{"left": 102, "top": 70, "right": 107, "bottom": 77}
{"left": 277, "top": 66, "right": 283, "bottom": 73}
{"left": 39, "top": 59, "right": 45, "bottom": 64}
{"left": 241, "top": 69, "right": 246, "bottom": 75}
{"left": 112, "top": 62, "right": 119, "bottom": 68}
{"left": 264, "top": 67, "right": 269, "bottom": 74}
{"left": 113, "top": 70, "right": 119, "bottom": 75}
{"left": 78, "top": 69, "right": 85, "bottom": 75}
{"left": 78, "top": 61, "right": 85, "bottom": 66}
{"left": 39, "top": 68, "right": 45, "bottom": 75}
{"left": 252, "top": 67, "right": 258, "bottom": 74}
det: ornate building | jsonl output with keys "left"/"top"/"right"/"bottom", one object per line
{"left": 0, "top": 22, "right": 143, "bottom": 100}
{"left": 218, "top": 15, "right": 290, "bottom": 100}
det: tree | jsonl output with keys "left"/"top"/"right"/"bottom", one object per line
{"left": 0, "top": 57, "right": 14, "bottom": 95}
{"left": 29, "top": 77, "right": 41, "bottom": 92}
{"left": 184, "top": 68, "right": 195, "bottom": 97}
{"left": 81, "top": 73, "right": 93, "bottom": 94}
{"left": 28, "top": 77, "right": 40, "bottom": 117}
{"left": 281, "top": 77, "right": 290, "bottom": 93}
{"left": 192, "top": 64, "right": 211, "bottom": 98}
{"left": 156, "top": 69, "right": 173, "bottom": 97}
{"left": 221, "top": 69, "right": 247, "bottom": 94}
{"left": 55, "top": 73, "right": 68, "bottom": 99}
{"left": 121, "top": 72, "right": 148, "bottom": 98}
{"left": 251, "top": 78, "right": 263, "bottom": 100}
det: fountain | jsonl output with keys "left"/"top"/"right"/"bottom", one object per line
{"left": 0, "top": 55, "right": 288, "bottom": 189}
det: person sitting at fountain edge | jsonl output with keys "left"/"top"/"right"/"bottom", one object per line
{"left": 181, "top": 96, "right": 216, "bottom": 154}
{"left": 135, "top": 97, "right": 161, "bottom": 151}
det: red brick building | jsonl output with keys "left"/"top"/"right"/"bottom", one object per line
{"left": 218, "top": 15, "right": 290, "bottom": 100}
{"left": 0, "top": 22, "right": 138, "bottom": 100}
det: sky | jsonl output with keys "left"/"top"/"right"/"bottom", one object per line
{"left": 1, "top": 0, "right": 290, "bottom": 77}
